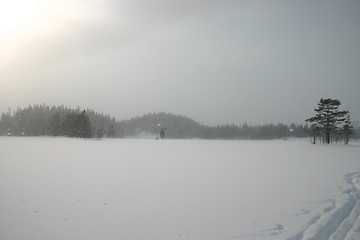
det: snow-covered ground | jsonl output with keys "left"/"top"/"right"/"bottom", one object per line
{"left": 0, "top": 137, "right": 359, "bottom": 240}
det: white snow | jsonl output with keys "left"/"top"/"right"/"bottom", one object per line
{"left": 0, "top": 137, "right": 359, "bottom": 240}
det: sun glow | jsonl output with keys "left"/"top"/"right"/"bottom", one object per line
{"left": 0, "top": 1, "right": 42, "bottom": 38}
{"left": 0, "top": 0, "right": 108, "bottom": 67}
{"left": 0, "top": 0, "right": 108, "bottom": 40}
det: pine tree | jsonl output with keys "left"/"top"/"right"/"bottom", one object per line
{"left": 49, "top": 112, "right": 63, "bottom": 136}
{"left": 160, "top": 127, "right": 166, "bottom": 139}
{"left": 77, "top": 110, "right": 92, "bottom": 138}
{"left": 63, "top": 112, "right": 77, "bottom": 137}
{"left": 343, "top": 113, "right": 353, "bottom": 144}
{"left": 0, "top": 110, "right": 13, "bottom": 136}
{"left": 306, "top": 98, "right": 348, "bottom": 144}
{"left": 107, "top": 125, "right": 115, "bottom": 138}
{"left": 309, "top": 123, "right": 322, "bottom": 144}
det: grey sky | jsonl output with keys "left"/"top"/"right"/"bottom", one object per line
{"left": 1, "top": 0, "right": 359, "bottom": 125}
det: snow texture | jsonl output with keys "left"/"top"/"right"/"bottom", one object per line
{"left": 0, "top": 137, "right": 359, "bottom": 240}
{"left": 289, "top": 172, "right": 360, "bottom": 240}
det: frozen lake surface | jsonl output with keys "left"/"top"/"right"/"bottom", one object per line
{"left": 0, "top": 137, "right": 359, "bottom": 240}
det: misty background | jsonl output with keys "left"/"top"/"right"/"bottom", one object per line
{"left": 1, "top": 0, "right": 359, "bottom": 125}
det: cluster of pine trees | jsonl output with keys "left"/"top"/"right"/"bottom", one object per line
{"left": 306, "top": 98, "right": 354, "bottom": 144}
{"left": 0, "top": 104, "right": 121, "bottom": 138}
{"left": 50, "top": 110, "right": 92, "bottom": 138}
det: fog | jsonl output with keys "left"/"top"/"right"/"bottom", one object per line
{"left": 1, "top": 0, "right": 359, "bottom": 125}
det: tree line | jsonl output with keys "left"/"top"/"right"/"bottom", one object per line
{"left": 0, "top": 104, "right": 122, "bottom": 138}
{"left": 120, "top": 112, "right": 311, "bottom": 140}
{"left": 0, "top": 102, "right": 358, "bottom": 141}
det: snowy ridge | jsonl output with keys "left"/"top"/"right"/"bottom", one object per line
{"left": 288, "top": 172, "right": 360, "bottom": 240}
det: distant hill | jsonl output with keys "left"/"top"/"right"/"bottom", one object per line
{"left": 119, "top": 112, "right": 312, "bottom": 140}
{"left": 120, "top": 112, "right": 204, "bottom": 139}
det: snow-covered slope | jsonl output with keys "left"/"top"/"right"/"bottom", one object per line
{"left": 0, "top": 137, "right": 359, "bottom": 240}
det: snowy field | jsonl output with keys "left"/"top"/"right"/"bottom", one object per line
{"left": 0, "top": 137, "right": 359, "bottom": 240}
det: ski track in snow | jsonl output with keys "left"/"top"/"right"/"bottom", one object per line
{"left": 288, "top": 172, "right": 360, "bottom": 240}
{"left": 231, "top": 224, "right": 287, "bottom": 239}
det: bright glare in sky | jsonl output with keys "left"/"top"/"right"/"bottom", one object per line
{"left": 0, "top": 1, "right": 41, "bottom": 38}
{"left": 0, "top": 0, "right": 106, "bottom": 66}
{"left": 0, "top": 0, "right": 107, "bottom": 39}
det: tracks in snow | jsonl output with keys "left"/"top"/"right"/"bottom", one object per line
{"left": 288, "top": 172, "right": 360, "bottom": 240}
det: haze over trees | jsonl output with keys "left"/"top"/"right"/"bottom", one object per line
{"left": 306, "top": 98, "right": 353, "bottom": 144}
{"left": 0, "top": 104, "right": 121, "bottom": 138}
{"left": 1, "top": 103, "right": 359, "bottom": 141}
{"left": 120, "top": 112, "right": 310, "bottom": 140}
{"left": 343, "top": 113, "right": 354, "bottom": 144}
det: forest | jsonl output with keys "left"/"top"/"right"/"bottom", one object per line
{"left": 0, "top": 104, "right": 121, "bottom": 138}
{"left": 0, "top": 104, "right": 359, "bottom": 140}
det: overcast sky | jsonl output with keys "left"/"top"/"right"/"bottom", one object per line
{"left": 1, "top": 0, "right": 359, "bottom": 125}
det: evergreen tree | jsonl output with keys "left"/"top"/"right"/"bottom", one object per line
{"left": 343, "top": 113, "right": 353, "bottom": 144}
{"left": 107, "top": 125, "right": 116, "bottom": 138}
{"left": 159, "top": 127, "right": 166, "bottom": 139}
{"left": 0, "top": 110, "right": 12, "bottom": 136}
{"left": 309, "top": 123, "right": 322, "bottom": 144}
{"left": 63, "top": 111, "right": 92, "bottom": 138}
{"left": 77, "top": 110, "right": 92, "bottom": 138}
{"left": 306, "top": 98, "right": 348, "bottom": 144}
{"left": 63, "top": 112, "right": 77, "bottom": 137}
{"left": 49, "top": 112, "right": 63, "bottom": 136}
